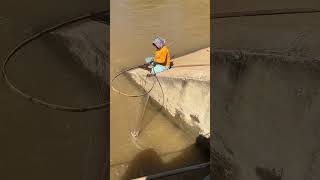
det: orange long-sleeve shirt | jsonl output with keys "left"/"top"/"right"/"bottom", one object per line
{"left": 153, "top": 46, "right": 171, "bottom": 67}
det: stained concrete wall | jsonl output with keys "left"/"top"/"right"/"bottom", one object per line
{"left": 211, "top": 49, "right": 320, "bottom": 180}
{"left": 128, "top": 48, "right": 210, "bottom": 139}
{"left": 51, "top": 20, "right": 109, "bottom": 83}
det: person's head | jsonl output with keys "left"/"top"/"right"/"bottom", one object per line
{"left": 152, "top": 37, "right": 165, "bottom": 50}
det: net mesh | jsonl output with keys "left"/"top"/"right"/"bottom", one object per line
{"left": 128, "top": 75, "right": 150, "bottom": 137}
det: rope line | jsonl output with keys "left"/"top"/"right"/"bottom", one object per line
{"left": 111, "top": 65, "right": 157, "bottom": 97}
{"left": 2, "top": 10, "right": 109, "bottom": 112}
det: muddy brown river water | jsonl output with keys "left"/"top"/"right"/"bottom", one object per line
{"left": 110, "top": 0, "right": 209, "bottom": 179}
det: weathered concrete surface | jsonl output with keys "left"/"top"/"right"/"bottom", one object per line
{"left": 211, "top": 49, "right": 320, "bottom": 180}
{"left": 127, "top": 48, "right": 210, "bottom": 138}
{"left": 213, "top": 4, "right": 320, "bottom": 59}
{"left": 51, "top": 20, "right": 109, "bottom": 83}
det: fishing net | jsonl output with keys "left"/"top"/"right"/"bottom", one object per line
{"left": 128, "top": 75, "right": 151, "bottom": 137}
{"left": 2, "top": 10, "right": 109, "bottom": 112}
{"left": 111, "top": 62, "right": 160, "bottom": 138}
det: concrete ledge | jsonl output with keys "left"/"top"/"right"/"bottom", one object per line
{"left": 51, "top": 20, "right": 109, "bottom": 84}
{"left": 127, "top": 48, "right": 210, "bottom": 139}
{"left": 212, "top": 49, "right": 320, "bottom": 180}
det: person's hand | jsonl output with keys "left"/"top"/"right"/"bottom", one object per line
{"left": 169, "top": 61, "right": 174, "bottom": 68}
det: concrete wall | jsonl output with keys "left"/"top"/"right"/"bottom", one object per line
{"left": 211, "top": 49, "right": 320, "bottom": 180}
{"left": 128, "top": 48, "right": 210, "bottom": 139}
{"left": 128, "top": 69, "right": 210, "bottom": 138}
{"left": 52, "top": 20, "right": 109, "bottom": 83}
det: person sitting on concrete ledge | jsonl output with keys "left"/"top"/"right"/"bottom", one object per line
{"left": 142, "top": 37, "right": 171, "bottom": 77}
